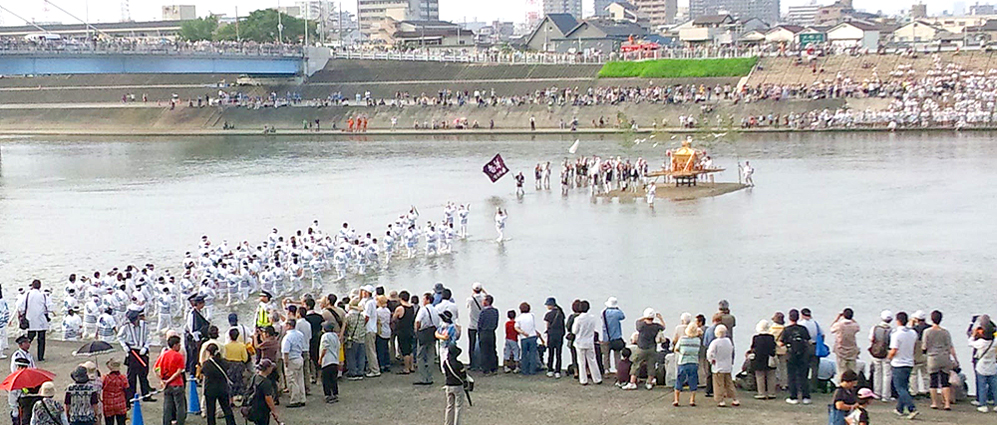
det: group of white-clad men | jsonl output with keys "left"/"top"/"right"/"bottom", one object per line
{"left": 51, "top": 203, "right": 471, "bottom": 343}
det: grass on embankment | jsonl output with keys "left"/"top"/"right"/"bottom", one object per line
{"left": 598, "top": 57, "right": 758, "bottom": 78}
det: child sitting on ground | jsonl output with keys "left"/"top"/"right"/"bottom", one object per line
{"left": 503, "top": 310, "right": 520, "bottom": 373}
{"left": 615, "top": 347, "right": 633, "bottom": 387}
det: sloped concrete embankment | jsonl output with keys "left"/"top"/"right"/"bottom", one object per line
{"left": 0, "top": 98, "right": 848, "bottom": 133}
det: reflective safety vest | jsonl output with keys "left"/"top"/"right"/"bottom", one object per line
{"left": 256, "top": 303, "right": 272, "bottom": 328}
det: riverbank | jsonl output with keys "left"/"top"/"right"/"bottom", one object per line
{"left": 0, "top": 97, "right": 982, "bottom": 136}
{"left": 0, "top": 125, "right": 984, "bottom": 137}
{"left": 27, "top": 340, "right": 996, "bottom": 425}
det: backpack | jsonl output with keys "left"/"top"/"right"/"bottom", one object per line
{"left": 789, "top": 329, "right": 809, "bottom": 359}
{"left": 869, "top": 325, "right": 890, "bottom": 359}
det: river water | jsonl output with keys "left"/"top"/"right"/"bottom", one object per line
{"left": 1, "top": 132, "right": 995, "bottom": 370}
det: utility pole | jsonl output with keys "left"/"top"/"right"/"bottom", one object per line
{"left": 277, "top": 0, "right": 284, "bottom": 43}
{"left": 235, "top": 6, "right": 240, "bottom": 41}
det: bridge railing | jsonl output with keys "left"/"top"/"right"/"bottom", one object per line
{"left": 0, "top": 40, "right": 304, "bottom": 57}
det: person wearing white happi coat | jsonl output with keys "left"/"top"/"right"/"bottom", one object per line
{"left": 457, "top": 205, "right": 469, "bottom": 239}
{"left": 268, "top": 229, "right": 279, "bottom": 249}
{"left": 355, "top": 242, "right": 369, "bottom": 275}
{"left": 443, "top": 225, "right": 455, "bottom": 253}
{"left": 198, "top": 281, "right": 217, "bottom": 320}
{"left": 0, "top": 290, "right": 10, "bottom": 357}
{"left": 61, "top": 308, "right": 83, "bottom": 341}
{"left": 383, "top": 231, "right": 396, "bottom": 264}
{"left": 309, "top": 255, "right": 324, "bottom": 291}
{"left": 425, "top": 226, "right": 439, "bottom": 256}
{"left": 82, "top": 297, "right": 100, "bottom": 340}
{"left": 290, "top": 258, "right": 304, "bottom": 291}
{"left": 272, "top": 264, "right": 286, "bottom": 295}
{"left": 405, "top": 226, "right": 419, "bottom": 258}
{"left": 494, "top": 208, "right": 507, "bottom": 243}
{"left": 366, "top": 242, "right": 379, "bottom": 267}
{"left": 97, "top": 308, "right": 117, "bottom": 341}
{"left": 444, "top": 203, "right": 455, "bottom": 227}
{"left": 333, "top": 248, "right": 348, "bottom": 280}
{"left": 156, "top": 288, "right": 176, "bottom": 334}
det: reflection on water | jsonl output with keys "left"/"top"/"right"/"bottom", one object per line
{"left": 1, "top": 132, "right": 995, "bottom": 369}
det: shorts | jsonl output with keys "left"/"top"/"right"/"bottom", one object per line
{"left": 676, "top": 363, "right": 699, "bottom": 391}
{"left": 630, "top": 348, "right": 656, "bottom": 376}
{"left": 398, "top": 332, "right": 414, "bottom": 356}
{"left": 930, "top": 371, "right": 951, "bottom": 389}
{"left": 504, "top": 340, "right": 521, "bottom": 362}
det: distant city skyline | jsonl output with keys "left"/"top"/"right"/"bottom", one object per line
{"left": 0, "top": 0, "right": 986, "bottom": 27}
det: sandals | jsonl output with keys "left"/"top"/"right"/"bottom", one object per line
{"left": 689, "top": 402, "right": 697, "bottom": 407}
{"left": 672, "top": 401, "right": 679, "bottom": 407}
{"left": 732, "top": 401, "right": 741, "bottom": 407}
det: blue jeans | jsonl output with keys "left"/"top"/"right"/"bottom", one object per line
{"left": 520, "top": 336, "right": 539, "bottom": 375}
{"left": 892, "top": 366, "right": 915, "bottom": 414}
{"left": 376, "top": 336, "right": 390, "bottom": 372}
{"left": 977, "top": 373, "right": 997, "bottom": 406}
{"left": 346, "top": 342, "right": 366, "bottom": 377}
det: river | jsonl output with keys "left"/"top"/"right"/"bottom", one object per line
{"left": 0, "top": 132, "right": 994, "bottom": 372}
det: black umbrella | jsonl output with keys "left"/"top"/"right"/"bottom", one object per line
{"left": 73, "top": 341, "right": 115, "bottom": 357}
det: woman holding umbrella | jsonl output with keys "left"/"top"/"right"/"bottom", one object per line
{"left": 2, "top": 356, "right": 55, "bottom": 425}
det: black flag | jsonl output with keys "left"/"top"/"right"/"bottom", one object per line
{"left": 483, "top": 154, "right": 509, "bottom": 183}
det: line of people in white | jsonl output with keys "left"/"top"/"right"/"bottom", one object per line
{"left": 36, "top": 203, "right": 473, "bottom": 344}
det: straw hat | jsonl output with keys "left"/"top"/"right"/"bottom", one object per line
{"left": 39, "top": 382, "right": 56, "bottom": 397}
{"left": 106, "top": 358, "right": 122, "bottom": 370}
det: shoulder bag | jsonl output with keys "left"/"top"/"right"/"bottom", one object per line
{"left": 815, "top": 322, "right": 830, "bottom": 358}
{"left": 18, "top": 293, "right": 30, "bottom": 330}
{"left": 240, "top": 375, "right": 260, "bottom": 418}
{"left": 444, "top": 358, "right": 473, "bottom": 392}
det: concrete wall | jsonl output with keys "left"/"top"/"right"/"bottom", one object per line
{"left": 0, "top": 54, "right": 301, "bottom": 76}
{"left": 0, "top": 98, "right": 846, "bottom": 132}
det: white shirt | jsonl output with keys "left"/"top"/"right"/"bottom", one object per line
{"left": 515, "top": 312, "right": 537, "bottom": 337}
{"left": 376, "top": 307, "right": 391, "bottom": 338}
{"left": 363, "top": 298, "right": 378, "bottom": 333}
{"left": 571, "top": 313, "right": 599, "bottom": 350}
{"left": 440, "top": 299, "right": 459, "bottom": 324}
{"left": 17, "top": 289, "right": 52, "bottom": 331}
{"left": 889, "top": 326, "right": 918, "bottom": 368}
{"left": 415, "top": 303, "right": 441, "bottom": 330}
{"left": 971, "top": 337, "right": 997, "bottom": 376}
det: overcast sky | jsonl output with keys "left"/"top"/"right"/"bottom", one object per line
{"left": 0, "top": 0, "right": 965, "bottom": 27}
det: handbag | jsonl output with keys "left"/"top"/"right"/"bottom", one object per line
{"left": 768, "top": 354, "right": 778, "bottom": 369}
{"left": 18, "top": 293, "right": 30, "bottom": 330}
{"left": 827, "top": 403, "right": 846, "bottom": 425}
{"left": 815, "top": 323, "right": 830, "bottom": 358}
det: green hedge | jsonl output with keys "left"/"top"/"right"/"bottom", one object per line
{"left": 598, "top": 57, "right": 758, "bottom": 78}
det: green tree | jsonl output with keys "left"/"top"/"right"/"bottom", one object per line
{"left": 215, "top": 9, "right": 318, "bottom": 43}
{"left": 178, "top": 16, "right": 218, "bottom": 41}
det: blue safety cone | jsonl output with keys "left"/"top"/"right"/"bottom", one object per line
{"left": 187, "top": 376, "right": 202, "bottom": 415}
{"left": 131, "top": 396, "right": 145, "bottom": 425}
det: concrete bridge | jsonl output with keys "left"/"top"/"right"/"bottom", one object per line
{"left": 0, "top": 47, "right": 331, "bottom": 76}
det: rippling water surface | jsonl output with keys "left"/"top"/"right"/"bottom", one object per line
{"left": 0, "top": 132, "right": 994, "bottom": 367}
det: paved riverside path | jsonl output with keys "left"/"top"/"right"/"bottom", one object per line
{"left": 24, "top": 340, "right": 995, "bottom": 425}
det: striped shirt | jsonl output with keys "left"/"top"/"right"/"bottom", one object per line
{"left": 117, "top": 321, "right": 150, "bottom": 353}
{"left": 677, "top": 336, "right": 702, "bottom": 365}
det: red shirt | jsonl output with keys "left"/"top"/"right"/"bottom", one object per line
{"left": 156, "top": 349, "right": 185, "bottom": 387}
{"left": 101, "top": 372, "right": 129, "bottom": 416}
{"left": 505, "top": 320, "right": 517, "bottom": 341}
